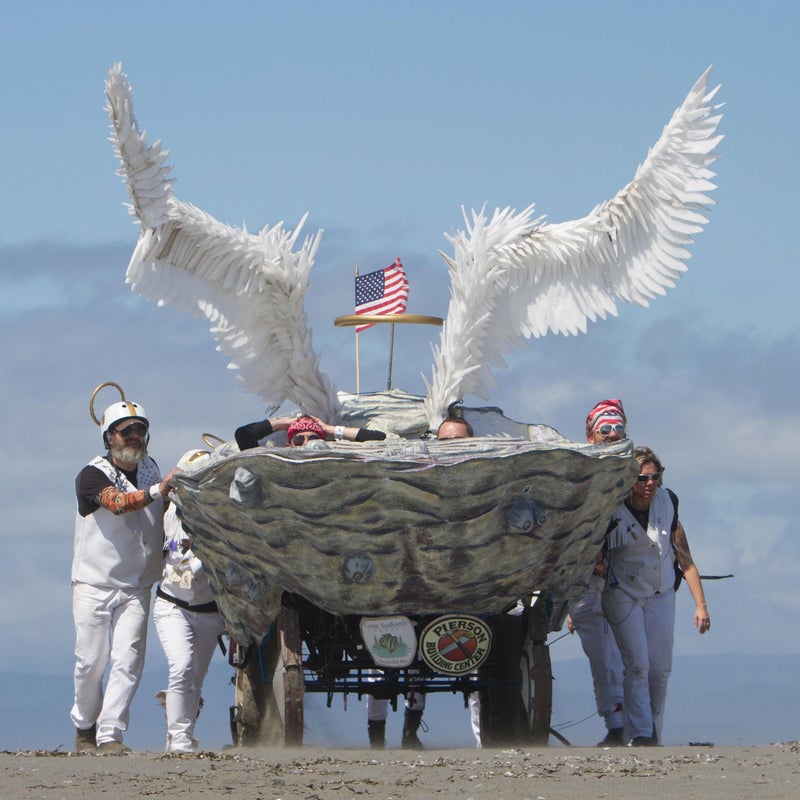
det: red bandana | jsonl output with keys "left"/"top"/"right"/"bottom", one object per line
{"left": 286, "top": 416, "right": 326, "bottom": 445}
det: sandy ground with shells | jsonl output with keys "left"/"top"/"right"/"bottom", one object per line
{"left": 2, "top": 743, "right": 798, "bottom": 800}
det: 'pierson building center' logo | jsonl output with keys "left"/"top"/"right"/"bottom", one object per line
{"left": 420, "top": 614, "right": 492, "bottom": 675}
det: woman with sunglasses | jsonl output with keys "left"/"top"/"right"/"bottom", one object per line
{"left": 566, "top": 399, "right": 628, "bottom": 747}
{"left": 602, "top": 446, "right": 710, "bottom": 746}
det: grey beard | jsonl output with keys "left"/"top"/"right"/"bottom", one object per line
{"left": 109, "top": 441, "right": 148, "bottom": 464}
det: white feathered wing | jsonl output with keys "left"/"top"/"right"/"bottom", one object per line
{"left": 423, "top": 68, "right": 723, "bottom": 429}
{"left": 105, "top": 62, "right": 339, "bottom": 421}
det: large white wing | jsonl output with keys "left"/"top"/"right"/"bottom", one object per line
{"left": 105, "top": 63, "right": 339, "bottom": 421}
{"left": 424, "top": 68, "right": 723, "bottom": 428}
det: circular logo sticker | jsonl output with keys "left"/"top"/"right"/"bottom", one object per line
{"left": 420, "top": 614, "right": 492, "bottom": 675}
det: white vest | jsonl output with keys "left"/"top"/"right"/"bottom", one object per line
{"left": 606, "top": 487, "right": 676, "bottom": 599}
{"left": 72, "top": 456, "right": 165, "bottom": 589}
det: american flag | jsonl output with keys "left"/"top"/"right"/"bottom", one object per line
{"left": 354, "top": 258, "right": 409, "bottom": 332}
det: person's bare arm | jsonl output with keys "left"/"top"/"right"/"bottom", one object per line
{"left": 674, "top": 520, "right": 710, "bottom": 633}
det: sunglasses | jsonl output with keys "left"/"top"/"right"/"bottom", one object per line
{"left": 596, "top": 423, "right": 626, "bottom": 437}
{"left": 113, "top": 423, "right": 149, "bottom": 437}
{"left": 291, "top": 433, "right": 321, "bottom": 447}
{"left": 636, "top": 472, "right": 661, "bottom": 483}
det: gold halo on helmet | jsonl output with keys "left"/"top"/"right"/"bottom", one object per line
{"left": 89, "top": 381, "right": 126, "bottom": 426}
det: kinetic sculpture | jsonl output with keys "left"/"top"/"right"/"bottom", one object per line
{"left": 104, "top": 64, "right": 723, "bottom": 745}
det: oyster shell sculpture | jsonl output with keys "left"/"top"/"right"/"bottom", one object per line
{"left": 172, "top": 394, "right": 636, "bottom": 645}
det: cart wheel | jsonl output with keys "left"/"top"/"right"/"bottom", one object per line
{"left": 231, "top": 633, "right": 283, "bottom": 746}
{"left": 280, "top": 604, "right": 304, "bottom": 746}
{"left": 480, "top": 602, "right": 553, "bottom": 746}
{"left": 479, "top": 611, "right": 531, "bottom": 745}
{"left": 526, "top": 599, "right": 553, "bottom": 745}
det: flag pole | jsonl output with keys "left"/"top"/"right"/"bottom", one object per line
{"left": 354, "top": 265, "right": 361, "bottom": 395}
{"left": 387, "top": 323, "right": 395, "bottom": 390}
{"left": 336, "top": 258, "right": 443, "bottom": 395}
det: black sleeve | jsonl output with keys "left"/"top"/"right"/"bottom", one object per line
{"left": 75, "top": 464, "right": 113, "bottom": 517}
{"left": 354, "top": 428, "right": 386, "bottom": 442}
{"left": 235, "top": 419, "right": 275, "bottom": 450}
{"left": 666, "top": 488, "right": 679, "bottom": 532}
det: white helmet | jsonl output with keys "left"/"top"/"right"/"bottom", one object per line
{"left": 101, "top": 400, "right": 148, "bottom": 444}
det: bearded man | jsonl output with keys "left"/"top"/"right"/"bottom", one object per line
{"left": 71, "top": 398, "right": 174, "bottom": 753}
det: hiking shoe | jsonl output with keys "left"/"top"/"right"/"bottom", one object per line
{"left": 597, "top": 727, "right": 625, "bottom": 747}
{"left": 74, "top": 725, "right": 97, "bottom": 753}
{"left": 97, "top": 740, "right": 131, "bottom": 754}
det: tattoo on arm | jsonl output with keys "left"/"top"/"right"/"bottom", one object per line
{"left": 673, "top": 521, "right": 695, "bottom": 569}
{"left": 98, "top": 486, "right": 151, "bottom": 515}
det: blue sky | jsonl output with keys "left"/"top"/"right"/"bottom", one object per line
{"left": 1, "top": 2, "right": 798, "bottom": 749}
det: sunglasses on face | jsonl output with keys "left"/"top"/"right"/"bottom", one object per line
{"left": 291, "top": 433, "right": 321, "bottom": 447}
{"left": 113, "top": 423, "right": 148, "bottom": 437}
{"left": 596, "top": 423, "right": 626, "bottom": 437}
{"left": 636, "top": 472, "right": 661, "bottom": 483}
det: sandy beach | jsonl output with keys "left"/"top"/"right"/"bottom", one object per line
{"left": 3, "top": 743, "right": 798, "bottom": 800}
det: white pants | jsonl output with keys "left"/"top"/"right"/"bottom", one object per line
{"left": 366, "top": 668, "right": 425, "bottom": 721}
{"left": 602, "top": 586, "right": 675, "bottom": 741}
{"left": 569, "top": 576, "right": 624, "bottom": 730}
{"left": 153, "top": 596, "right": 226, "bottom": 753}
{"left": 70, "top": 582, "right": 151, "bottom": 745}
{"left": 366, "top": 691, "right": 426, "bottom": 721}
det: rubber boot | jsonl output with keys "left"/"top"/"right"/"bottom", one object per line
{"left": 367, "top": 720, "right": 386, "bottom": 750}
{"left": 401, "top": 709, "right": 424, "bottom": 750}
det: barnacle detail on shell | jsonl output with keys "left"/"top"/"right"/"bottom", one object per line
{"left": 343, "top": 554, "right": 375, "bottom": 584}
{"left": 506, "top": 497, "right": 547, "bottom": 535}
{"left": 230, "top": 467, "right": 258, "bottom": 505}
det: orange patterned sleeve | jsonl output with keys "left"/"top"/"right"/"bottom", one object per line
{"left": 98, "top": 485, "right": 153, "bottom": 515}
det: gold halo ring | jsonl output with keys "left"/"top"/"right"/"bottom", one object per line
{"left": 202, "top": 432, "right": 226, "bottom": 448}
{"left": 89, "top": 381, "right": 126, "bottom": 426}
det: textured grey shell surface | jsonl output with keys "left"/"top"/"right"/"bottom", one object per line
{"left": 172, "top": 392, "right": 636, "bottom": 644}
